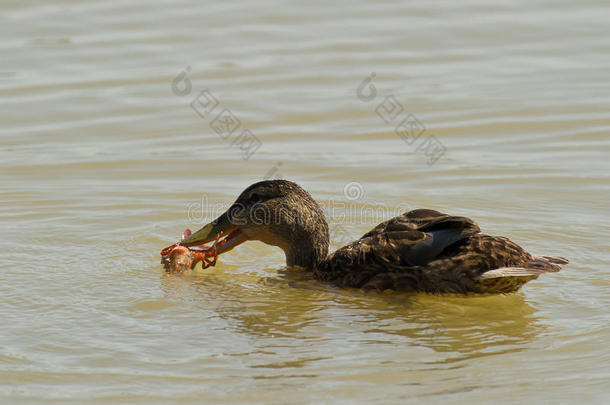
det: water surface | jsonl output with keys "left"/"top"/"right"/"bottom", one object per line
{"left": 1, "top": 0, "right": 609, "bottom": 403}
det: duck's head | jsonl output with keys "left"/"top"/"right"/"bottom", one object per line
{"left": 181, "top": 180, "right": 329, "bottom": 269}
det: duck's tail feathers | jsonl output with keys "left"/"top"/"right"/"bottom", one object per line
{"left": 478, "top": 267, "right": 552, "bottom": 279}
{"left": 536, "top": 255, "right": 569, "bottom": 265}
{"left": 478, "top": 255, "right": 568, "bottom": 280}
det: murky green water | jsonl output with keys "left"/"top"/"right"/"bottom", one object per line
{"left": 1, "top": 0, "right": 609, "bottom": 403}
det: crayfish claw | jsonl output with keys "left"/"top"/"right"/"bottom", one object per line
{"left": 161, "top": 230, "right": 226, "bottom": 272}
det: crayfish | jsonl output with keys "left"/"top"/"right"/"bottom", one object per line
{"left": 160, "top": 229, "right": 225, "bottom": 273}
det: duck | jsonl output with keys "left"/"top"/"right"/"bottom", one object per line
{"left": 180, "top": 180, "right": 568, "bottom": 294}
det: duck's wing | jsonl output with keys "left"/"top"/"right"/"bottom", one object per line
{"left": 316, "top": 209, "right": 481, "bottom": 287}
{"left": 360, "top": 209, "right": 481, "bottom": 266}
{"left": 317, "top": 208, "right": 568, "bottom": 293}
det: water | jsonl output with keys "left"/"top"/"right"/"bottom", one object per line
{"left": 1, "top": 0, "right": 609, "bottom": 403}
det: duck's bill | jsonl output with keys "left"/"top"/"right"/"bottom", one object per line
{"left": 180, "top": 213, "right": 248, "bottom": 256}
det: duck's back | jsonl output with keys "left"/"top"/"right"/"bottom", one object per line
{"left": 314, "top": 209, "right": 567, "bottom": 294}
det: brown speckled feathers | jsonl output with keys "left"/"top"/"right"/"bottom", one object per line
{"left": 314, "top": 209, "right": 568, "bottom": 294}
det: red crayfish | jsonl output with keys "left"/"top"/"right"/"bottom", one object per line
{"left": 160, "top": 229, "right": 225, "bottom": 273}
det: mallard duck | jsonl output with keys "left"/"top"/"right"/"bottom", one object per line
{"left": 180, "top": 180, "right": 568, "bottom": 294}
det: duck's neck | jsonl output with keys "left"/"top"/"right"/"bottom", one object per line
{"left": 284, "top": 217, "right": 330, "bottom": 270}
{"left": 285, "top": 243, "right": 329, "bottom": 270}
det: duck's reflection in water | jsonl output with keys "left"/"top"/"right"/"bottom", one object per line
{"left": 160, "top": 265, "right": 543, "bottom": 362}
